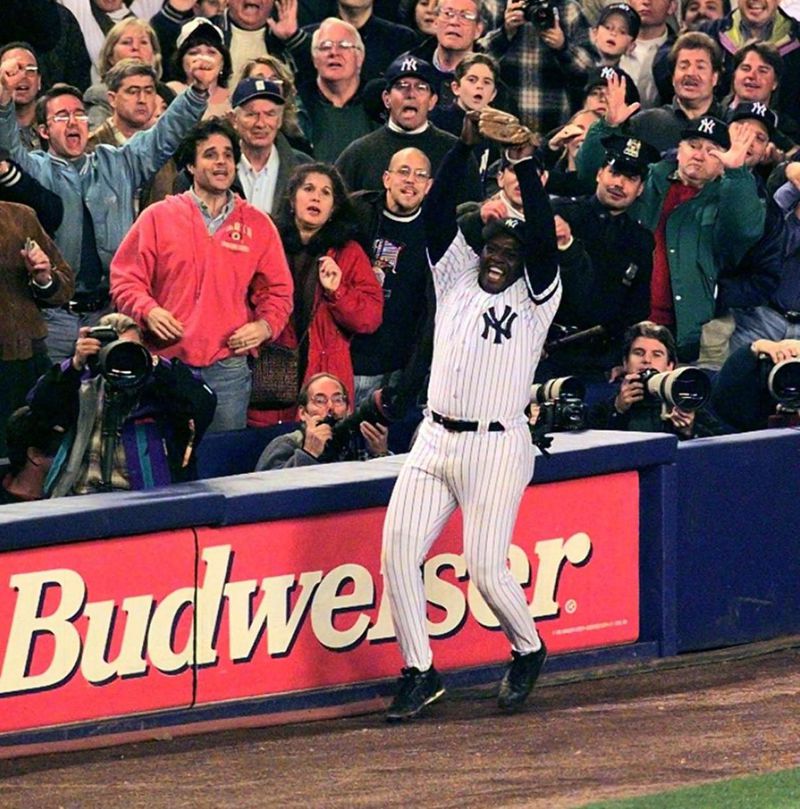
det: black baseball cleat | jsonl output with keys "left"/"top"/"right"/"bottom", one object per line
{"left": 498, "top": 641, "right": 547, "bottom": 713}
{"left": 385, "top": 666, "right": 445, "bottom": 722}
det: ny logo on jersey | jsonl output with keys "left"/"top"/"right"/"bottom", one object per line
{"left": 481, "top": 304, "right": 517, "bottom": 344}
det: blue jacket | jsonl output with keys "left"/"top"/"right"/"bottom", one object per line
{"left": 0, "top": 88, "right": 207, "bottom": 290}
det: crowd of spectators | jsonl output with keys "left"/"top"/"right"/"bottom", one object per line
{"left": 3, "top": 0, "right": 800, "bottom": 499}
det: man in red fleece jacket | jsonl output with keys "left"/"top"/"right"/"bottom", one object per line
{"left": 111, "top": 117, "right": 293, "bottom": 432}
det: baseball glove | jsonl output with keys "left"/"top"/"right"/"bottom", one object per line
{"left": 472, "top": 107, "right": 538, "bottom": 147}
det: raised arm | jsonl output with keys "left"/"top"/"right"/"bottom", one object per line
{"left": 422, "top": 142, "right": 471, "bottom": 266}
{"left": 514, "top": 150, "right": 559, "bottom": 301}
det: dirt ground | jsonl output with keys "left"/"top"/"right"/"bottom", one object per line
{"left": 0, "top": 638, "right": 798, "bottom": 809}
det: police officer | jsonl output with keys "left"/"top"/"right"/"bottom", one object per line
{"left": 538, "top": 134, "right": 661, "bottom": 381}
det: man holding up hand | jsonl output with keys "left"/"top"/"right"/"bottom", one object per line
{"left": 0, "top": 47, "right": 214, "bottom": 364}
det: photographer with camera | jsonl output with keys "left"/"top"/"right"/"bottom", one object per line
{"left": 255, "top": 373, "right": 389, "bottom": 470}
{"left": 28, "top": 313, "right": 217, "bottom": 496}
{"left": 711, "top": 339, "right": 800, "bottom": 431}
{"left": 590, "top": 320, "right": 716, "bottom": 438}
{"left": 482, "top": 0, "right": 595, "bottom": 134}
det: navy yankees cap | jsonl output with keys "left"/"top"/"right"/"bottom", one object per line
{"left": 601, "top": 134, "right": 660, "bottom": 178}
{"left": 384, "top": 55, "right": 437, "bottom": 90}
{"left": 482, "top": 216, "right": 527, "bottom": 245}
{"left": 584, "top": 65, "right": 641, "bottom": 107}
{"left": 231, "top": 77, "right": 285, "bottom": 108}
{"left": 680, "top": 115, "right": 730, "bottom": 150}
{"left": 597, "top": 3, "right": 641, "bottom": 38}
{"left": 728, "top": 101, "right": 778, "bottom": 139}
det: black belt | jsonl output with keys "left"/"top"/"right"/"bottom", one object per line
{"left": 431, "top": 411, "right": 504, "bottom": 432}
{"left": 63, "top": 293, "right": 110, "bottom": 314}
{"left": 771, "top": 304, "right": 800, "bottom": 324}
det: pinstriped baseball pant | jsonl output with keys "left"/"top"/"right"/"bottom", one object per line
{"left": 382, "top": 418, "right": 541, "bottom": 671}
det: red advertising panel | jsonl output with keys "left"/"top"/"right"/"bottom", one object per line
{"left": 193, "top": 471, "right": 639, "bottom": 704}
{"left": 0, "top": 472, "right": 638, "bottom": 733}
{"left": 0, "top": 531, "right": 195, "bottom": 733}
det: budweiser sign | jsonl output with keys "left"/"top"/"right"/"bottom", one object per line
{"left": 0, "top": 472, "right": 640, "bottom": 733}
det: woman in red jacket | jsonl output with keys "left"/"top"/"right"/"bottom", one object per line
{"left": 248, "top": 163, "right": 383, "bottom": 426}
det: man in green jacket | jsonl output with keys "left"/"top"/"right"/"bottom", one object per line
{"left": 576, "top": 71, "right": 765, "bottom": 361}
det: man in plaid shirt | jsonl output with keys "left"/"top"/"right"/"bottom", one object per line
{"left": 482, "top": 0, "right": 596, "bottom": 134}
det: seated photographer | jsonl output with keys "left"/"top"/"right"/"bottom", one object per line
{"left": 255, "top": 373, "right": 389, "bottom": 471}
{"left": 1, "top": 406, "right": 65, "bottom": 505}
{"left": 711, "top": 339, "right": 800, "bottom": 432}
{"left": 28, "top": 313, "right": 217, "bottom": 497}
{"left": 589, "top": 320, "right": 718, "bottom": 439}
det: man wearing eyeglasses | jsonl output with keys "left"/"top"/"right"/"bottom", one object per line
{"left": 297, "top": 18, "right": 376, "bottom": 162}
{"left": 0, "top": 51, "right": 213, "bottom": 365}
{"left": 255, "top": 372, "right": 389, "bottom": 469}
{"left": 405, "top": 0, "right": 487, "bottom": 107}
{"left": 336, "top": 54, "right": 482, "bottom": 203}
{"left": 350, "top": 147, "right": 435, "bottom": 407}
{"left": 0, "top": 43, "right": 41, "bottom": 152}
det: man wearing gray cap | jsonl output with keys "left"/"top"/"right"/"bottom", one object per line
{"left": 230, "top": 75, "right": 311, "bottom": 217}
{"left": 578, "top": 72, "right": 765, "bottom": 361}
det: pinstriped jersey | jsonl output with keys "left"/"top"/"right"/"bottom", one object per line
{"left": 427, "top": 229, "right": 561, "bottom": 423}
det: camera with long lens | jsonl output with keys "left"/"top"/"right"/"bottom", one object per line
{"left": 638, "top": 366, "right": 711, "bottom": 411}
{"left": 87, "top": 326, "right": 152, "bottom": 390}
{"left": 522, "top": 0, "right": 557, "bottom": 28}
{"left": 530, "top": 376, "right": 587, "bottom": 432}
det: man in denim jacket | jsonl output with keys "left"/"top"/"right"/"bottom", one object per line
{"left": 0, "top": 51, "right": 213, "bottom": 363}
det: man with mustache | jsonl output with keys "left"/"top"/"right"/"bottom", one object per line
{"left": 624, "top": 30, "right": 726, "bottom": 153}
{"left": 541, "top": 134, "right": 660, "bottom": 380}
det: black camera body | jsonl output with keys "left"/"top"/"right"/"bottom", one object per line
{"left": 637, "top": 366, "right": 710, "bottom": 412}
{"left": 315, "top": 393, "right": 393, "bottom": 462}
{"left": 531, "top": 376, "right": 587, "bottom": 432}
{"left": 537, "top": 394, "right": 587, "bottom": 432}
{"left": 523, "top": 0, "right": 557, "bottom": 28}
{"left": 87, "top": 326, "right": 152, "bottom": 390}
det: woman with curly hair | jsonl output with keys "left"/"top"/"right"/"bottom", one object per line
{"left": 248, "top": 163, "right": 383, "bottom": 426}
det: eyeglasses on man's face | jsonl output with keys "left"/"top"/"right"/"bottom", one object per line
{"left": 392, "top": 79, "right": 431, "bottom": 94}
{"left": 437, "top": 6, "right": 480, "bottom": 22}
{"left": 390, "top": 166, "right": 431, "bottom": 181}
{"left": 309, "top": 393, "right": 347, "bottom": 407}
{"left": 314, "top": 39, "right": 361, "bottom": 52}
{"left": 48, "top": 111, "right": 90, "bottom": 124}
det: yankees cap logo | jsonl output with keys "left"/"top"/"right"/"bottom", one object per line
{"left": 600, "top": 66, "right": 616, "bottom": 80}
{"left": 481, "top": 304, "right": 518, "bottom": 344}
{"left": 400, "top": 57, "right": 418, "bottom": 72}
{"left": 751, "top": 101, "right": 767, "bottom": 117}
{"left": 698, "top": 117, "right": 716, "bottom": 135}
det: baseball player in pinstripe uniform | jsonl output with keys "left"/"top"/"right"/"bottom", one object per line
{"left": 382, "top": 113, "right": 561, "bottom": 721}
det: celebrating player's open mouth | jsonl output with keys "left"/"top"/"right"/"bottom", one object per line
{"left": 478, "top": 233, "right": 524, "bottom": 293}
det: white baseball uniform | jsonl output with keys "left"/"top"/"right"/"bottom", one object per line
{"left": 382, "top": 143, "right": 561, "bottom": 671}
